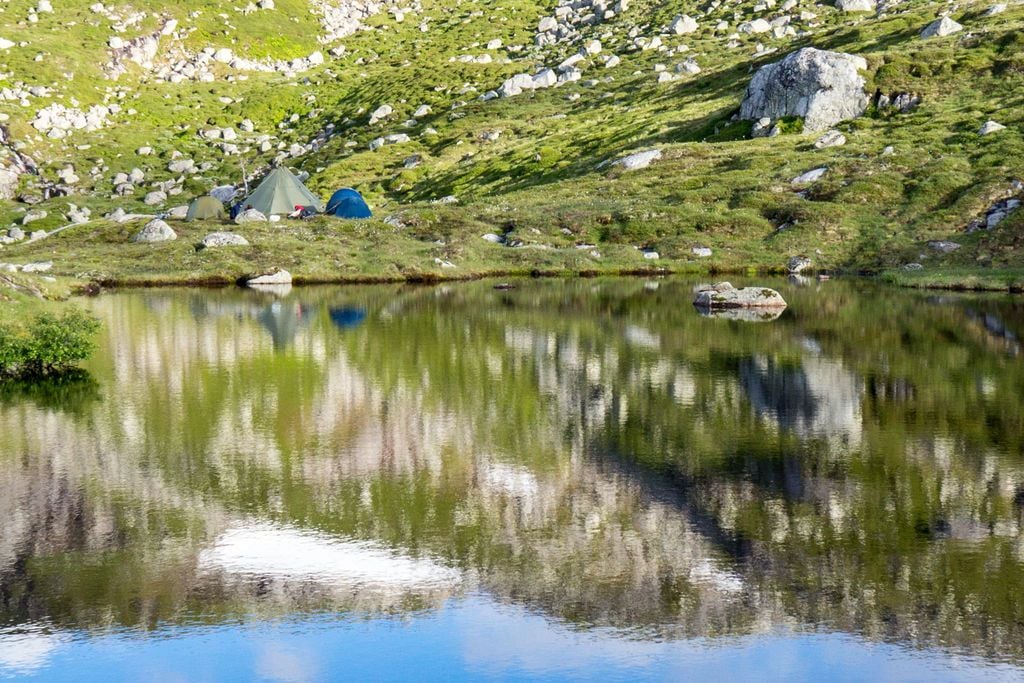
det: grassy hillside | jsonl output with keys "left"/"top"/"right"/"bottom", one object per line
{"left": 0, "top": 0, "right": 1021, "bottom": 286}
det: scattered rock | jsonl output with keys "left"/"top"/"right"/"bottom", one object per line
{"left": 979, "top": 120, "right": 1006, "bottom": 136}
{"left": 481, "top": 233, "right": 504, "bottom": 244}
{"left": 131, "top": 219, "right": 177, "bottom": 243}
{"left": 921, "top": 16, "right": 963, "bottom": 39}
{"left": 692, "top": 247, "right": 713, "bottom": 258}
{"left": 21, "top": 261, "right": 52, "bottom": 273}
{"left": 199, "top": 232, "right": 249, "bottom": 249}
{"left": 613, "top": 149, "right": 662, "bottom": 170}
{"left": 144, "top": 190, "right": 167, "bottom": 206}
{"left": 235, "top": 208, "right": 268, "bottom": 224}
{"left": 901, "top": 262, "right": 924, "bottom": 271}
{"left": 792, "top": 167, "right": 828, "bottom": 185}
{"left": 814, "top": 130, "right": 847, "bottom": 148}
{"left": 928, "top": 240, "right": 961, "bottom": 253}
{"left": 836, "top": 0, "right": 876, "bottom": 11}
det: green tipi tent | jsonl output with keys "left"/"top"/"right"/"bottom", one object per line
{"left": 242, "top": 167, "right": 323, "bottom": 216}
{"left": 185, "top": 195, "right": 227, "bottom": 221}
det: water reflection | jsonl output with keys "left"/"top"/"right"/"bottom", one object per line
{"left": 1, "top": 278, "right": 1023, "bottom": 678}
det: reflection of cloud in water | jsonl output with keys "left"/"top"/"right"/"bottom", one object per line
{"left": 256, "top": 643, "right": 322, "bottom": 683}
{"left": 198, "top": 522, "right": 461, "bottom": 593}
{"left": 0, "top": 626, "right": 66, "bottom": 675}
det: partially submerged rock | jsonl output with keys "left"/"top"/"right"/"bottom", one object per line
{"left": 693, "top": 282, "right": 788, "bottom": 309}
{"left": 787, "top": 256, "right": 812, "bottom": 273}
{"left": 739, "top": 48, "right": 868, "bottom": 133}
{"left": 246, "top": 267, "right": 292, "bottom": 285}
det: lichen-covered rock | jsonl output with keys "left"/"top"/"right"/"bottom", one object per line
{"left": 613, "top": 149, "right": 662, "bottom": 170}
{"left": 693, "top": 282, "right": 788, "bottom": 309}
{"left": 787, "top": 256, "right": 812, "bottom": 273}
{"left": 739, "top": 48, "right": 868, "bottom": 133}
{"left": 235, "top": 208, "right": 268, "bottom": 224}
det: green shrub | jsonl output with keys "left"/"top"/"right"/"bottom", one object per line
{"left": 0, "top": 309, "right": 101, "bottom": 378}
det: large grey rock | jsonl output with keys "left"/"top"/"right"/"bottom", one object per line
{"left": 200, "top": 232, "right": 249, "bottom": 248}
{"left": 143, "top": 190, "right": 167, "bottom": 206}
{"left": 920, "top": 16, "right": 962, "bottom": 39}
{"left": 131, "top": 219, "right": 177, "bottom": 243}
{"left": 21, "top": 261, "right": 52, "bottom": 273}
{"left": 739, "top": 48, "right": 869, "bottom": 133}
{"left": 836, "top": 0, "right": 875, "bottom": 11}
{"left": 693, "top": 282, "right": 788, "bottom": 309}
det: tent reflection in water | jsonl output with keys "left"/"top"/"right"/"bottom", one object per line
{"left": 185, "top": 195, "right": 226, "bottom": 222}
{"left": 257, "top": 300, "right": 314, "bottom": 350}
{"left": 243, "top": 167, "right": 323, "bottom": 216}
{"left": 325, "top": 188, "right": 372, "bottom": 219}
{"left": 329, "top": 306, "right": 367, "bottom": 330}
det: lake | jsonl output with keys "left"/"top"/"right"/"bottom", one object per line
{"left": 1, "top": 277, "right": 1023, "bottom": 681}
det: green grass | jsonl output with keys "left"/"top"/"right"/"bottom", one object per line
{"left": 0, "top": 0, "right": 1021, "bottom": 288}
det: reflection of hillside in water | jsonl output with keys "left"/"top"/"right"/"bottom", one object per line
{"left": 0, "top": 281, "right": 1023, "bottom": 662}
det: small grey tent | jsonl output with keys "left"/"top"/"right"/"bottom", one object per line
{"left": 242, "top": 167, "right": 323, "bottom": 216}
{"left": 185, "top": 195, "right": 227, "bottom": 222}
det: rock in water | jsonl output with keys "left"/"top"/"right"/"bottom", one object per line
{"left": 131, "top": 219, "right": 177, "bottom": 243}
{"left": 247, "top": 267, "right": 292, "bottom": 285}
{"left": 693, "top": 282, "right": 788, "bottom": 309}
{"left": 739, "top": 48, "right": 869, "bottom": 132}
{"left": 199, "top": 232, "right": 250, "bottom": 249}
{"left": 787, "top": 256, "right": 812, "bottom": 273}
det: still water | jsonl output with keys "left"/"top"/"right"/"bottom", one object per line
{"left": 1, "top": 277, "right": 1023, "bottom": 681}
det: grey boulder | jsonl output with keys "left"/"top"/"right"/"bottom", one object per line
{"left": 131, "top": 219, "right": 177, "bottom": 243}
{"left": 693, "top": 282, "right": 788, "bottom": 309}
{"left": 739, "top": 48, "right": 869, "bottom": 133}
{"left": 199, "top": 232, "right": 249, "bottom": 249}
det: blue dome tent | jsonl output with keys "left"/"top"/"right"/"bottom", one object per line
{"left": 325, "top": 188, "right": 372, "bottom": 219}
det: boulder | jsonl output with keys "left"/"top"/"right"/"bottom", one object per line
{"left": 692, "top": 247, "right": 713, "bottom": 258}
{"left": 613, "top": 149, "right": 662, "bottom": 170}
{"left": 814, "top": 130, "right": 847, "bottom": 148}
{"left": 199, "top": 232, "right": 249, "bottom": 249}
{"left": 787, "top": 255, "right": 812, "bottom": 273}
{"left": 21, "top": 261, "right": 52, "bottom": 273}
{"left": 836, "top": 0, "right": 875, "bottom": 11}
{"left": 144, "top": 190, "right": 167, "bottom": 205}
{"left": 235, "top": 208, "right": 268, "bottom": 224}
{"left": 481, "top": 233, "right": 504, "bottom": 244}
{"left": 670, "top": 15, "right": 698, "bottom": 34}
{"left": 979, "top": 120, "right": 1006, "bottom": 136}
{"left": 739, "top": 48, "right": 868, "bottom": 132}
{"left": 792, "top": 167, "right": 828, "bottom": 185}
{"left": 693, "top": 282, "right": 788, "bottom": 309}
{"left": 920, "top": 16, "right": 962, "bottom": 39}
{"left": 927, "top": 240, "right": 961, "bottom": 253}
{"left": 22, "top": 210, "right": 46, "bottom": 225}
{"left": 247, "top": 267, "right": 292, "bottom": 285}
{"left": 131, "top": 219, "right": 177, "bottom": 243}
